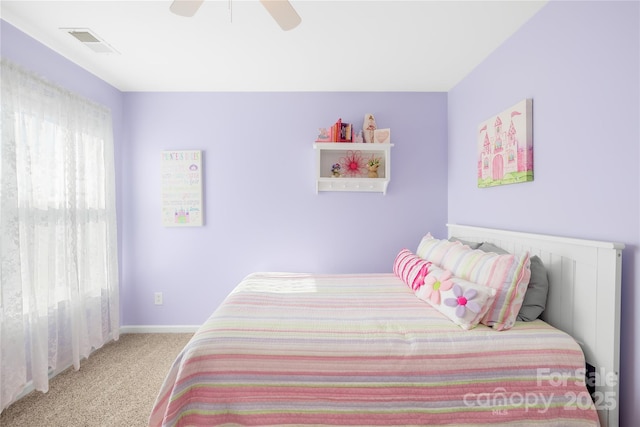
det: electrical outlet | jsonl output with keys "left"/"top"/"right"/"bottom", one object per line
{"left": 154, "top": 292, "right": 163, "bottom": 305}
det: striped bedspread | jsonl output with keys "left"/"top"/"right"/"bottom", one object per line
{"left": 149, "top": 272, "right": 599, "bottom": 426}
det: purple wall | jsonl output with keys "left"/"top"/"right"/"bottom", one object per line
{"left": 121, "top": 92, "right": 448, "bottom": 325}
{"left": 447, "top": 1, "right": 639, "bottom": 424}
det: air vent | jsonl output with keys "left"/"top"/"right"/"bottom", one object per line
{"left": 61, "top": 28, "right": 118, "bottom": 54}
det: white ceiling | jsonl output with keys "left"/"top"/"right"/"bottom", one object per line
{"left": 0, "top": 0, "right": 548, "bottom": 92}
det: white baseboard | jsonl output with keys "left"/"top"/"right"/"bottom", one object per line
{"left": 120, "top": 325, "right": 199, "bottom": 334}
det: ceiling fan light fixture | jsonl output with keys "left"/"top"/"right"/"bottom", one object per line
{"left": 259, "top": 0, "right": 301, "bottom": 31}
{"left": 170, "top": 0, "right": 205, "bottom": 17}
{"left": 169, "top": 0, "right": 301, "bottom": 31}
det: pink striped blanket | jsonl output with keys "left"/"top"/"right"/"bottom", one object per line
{"left": 149, "top": 272, "right": 599, "bottom": 426}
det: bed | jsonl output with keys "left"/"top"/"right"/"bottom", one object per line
{"left": 149, "top": 224, "right": 623, "bottom": 427}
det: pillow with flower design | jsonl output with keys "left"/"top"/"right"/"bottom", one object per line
{"left": 415, "top": 266, "right": 496, "bottom": 330}
{"left": 416, "top": 233, "right": 531, "bottom": 331}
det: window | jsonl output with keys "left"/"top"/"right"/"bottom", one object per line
{"left": 1, "top": 59, "right": 119, "bottom": 411}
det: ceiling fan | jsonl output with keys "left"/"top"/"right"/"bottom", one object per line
{"left": 170, "top": 0, "right": 301, "bottom": 31}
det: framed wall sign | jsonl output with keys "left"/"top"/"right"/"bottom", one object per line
{"left": 161, "top": 150, "right": 203, "bottom": 227}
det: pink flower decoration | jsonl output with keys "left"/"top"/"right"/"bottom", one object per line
{"left": 444, "top": 284, "right": 482, "bottom": 318}
{"left": 339, "top": 150, "right": 367, "bottom": 177}
{"left": 423, "top": 270, "right": 454, "bottom": 305}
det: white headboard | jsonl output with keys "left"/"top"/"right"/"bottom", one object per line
{"left": 447, "top": 224, "right": 624, "bottom": 427}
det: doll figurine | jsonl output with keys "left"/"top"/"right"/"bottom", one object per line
{"left": 362, "top": 113, "right": 377, "bottom": 143}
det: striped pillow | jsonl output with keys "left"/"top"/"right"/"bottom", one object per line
{"left": 416, "top": 234, "right": 531, "bottom": 330}
{"left": 416, "top": 233, "right": 464, "bottom": 266}
{"left": 393, "top": 249, "right": 431, "bottom": 291}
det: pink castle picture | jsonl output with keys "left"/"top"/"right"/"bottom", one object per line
{"left": 477, "top": 99, "right": 533, "bottom": 187}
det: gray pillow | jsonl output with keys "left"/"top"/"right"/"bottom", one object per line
{"left": 448, "top": 237, "right": 481, "bottom": 250}
{"left": 476, "top": 242, "right": 549, "bottom": 322}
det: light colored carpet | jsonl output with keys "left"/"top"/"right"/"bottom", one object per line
{"left": 0, "top": 333, "right": 193, "bottom": 427}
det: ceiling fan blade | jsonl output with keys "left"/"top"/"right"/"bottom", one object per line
{"left": 170, "top": 0, "right": 204, "bottom": 17}
{"left": 259, "top": 0, "right": 301, "bottom": 31}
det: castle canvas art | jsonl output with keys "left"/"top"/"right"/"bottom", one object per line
{"left": 477, "top": 99, "right": 533, "bottom": 187}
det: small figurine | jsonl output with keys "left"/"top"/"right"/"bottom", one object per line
{"left": 331, "top": 163, "right": 341, "bottom": 177}
{"left": 367, "top": 157, "right": 380, "bottom": 178}
{"left": 363, "top": 113, "right": 377, "bottom": 143}
{"left": 354, "top": 130, "right": 363, "bottom": 143}
{"left": 316, "top": 128, "right": 331, "bottom": 142}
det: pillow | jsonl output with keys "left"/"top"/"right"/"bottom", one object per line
{"left": 416, "top": 234, "right": 531, "bottom": 331}
{"left": 393, "top": 249, "right": 431, "bottom": 291}
{"left": 415, "top": 266, "right": 496, "bottom": 330}
{"left": 448, "top": 237, "right": 481, "bottom": 250}
{"left": 416, "top": 233, "right": 464, "bottom": 266}
{"left": 476, "top": 242, "right": 549, "bottom": 322}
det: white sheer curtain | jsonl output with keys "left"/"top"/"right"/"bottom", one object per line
{"left": 0, "top": 59, "right": 120, "bottom": 412}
